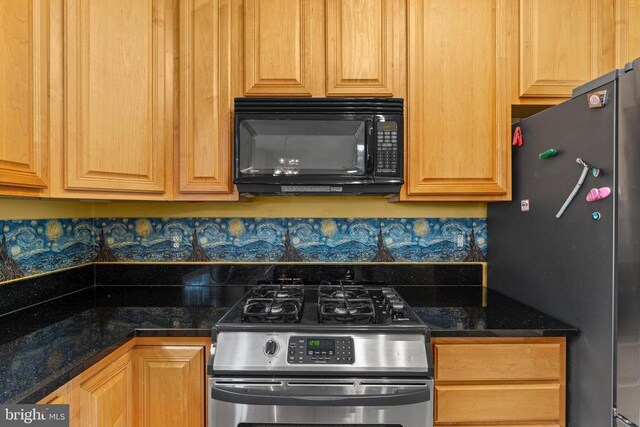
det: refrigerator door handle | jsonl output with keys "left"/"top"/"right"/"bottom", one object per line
{"left": 615, "top": 408, "right": 640, "bottom": 427}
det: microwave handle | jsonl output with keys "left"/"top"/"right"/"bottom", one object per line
{"left": 365, "top": 119, "right": 374, "bottom": 174}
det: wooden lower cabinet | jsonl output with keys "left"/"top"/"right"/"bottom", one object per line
{"left": 38, "top": 337, "right": 209, "bottom": 427}
{"left": 78, "top": 351, "right": 133, "bottom": 427}
{"left": 432, "top": 337, "right": 566, "bottom": 427}
{"left": 132, "top": 345, "right": 205, "bottom": 427}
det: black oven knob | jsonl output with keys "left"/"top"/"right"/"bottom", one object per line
{"left": 264, "top": 339, "right": 279, "bottom": 357}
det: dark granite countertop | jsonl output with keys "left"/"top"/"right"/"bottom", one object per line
{"left": 0, "top": 284, "right": 577, "bottom": 404}
{"left": 394, "top": 286, "right": 578, "bottom": 337}
{"left": 0, "top": 286, "right": 248, "bottom": 404}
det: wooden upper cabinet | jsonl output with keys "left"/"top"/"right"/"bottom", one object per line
{"left": 403, "top": 0, "right": 511, "bottom": 200}
{"left": 519, "top": 0, "right": 614, "bottom": 98}
{"left": 132, "top": 345, "right": 205, "bottom": 427}
{"left": 177, "top": 0, "right": 235, "bottom": 198}
{"left": 63, "top": 0, "right": 171, "bottom": 195}
{"left": 0, "top": 0, "right": 48, "bottom": 190}
{"left": 325, "top": 0, "right": 405, "bottom": 97}
{"left": 243, "top": 0, "right": 324, "bottom": 96}
{"left": 616, "top": 0, "right": 640, "bottom": 67}
{"left": 79, "top": 351, "right": 133, "bottom": 427}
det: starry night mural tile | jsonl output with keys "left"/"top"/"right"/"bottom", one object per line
{"left": 0, "top": 217, "right": 488, "bottom": 284}
{"left": 379, "top": 218, "right": 487, "bottom": 262}
{"left": 0, "top": 219, "right": 97, "bottom": 281}
{"left": 286, "top": 218, "right": 380, "bottom": 262}
{"left": 193, "top": 218, "right": 287, "bottom": 262}
{"left": 95, "top": 218, "right": 195, "bottom": 262}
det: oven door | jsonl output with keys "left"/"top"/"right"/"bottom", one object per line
{"left": 209, "top": 377, "right": 433, "bottom": 427}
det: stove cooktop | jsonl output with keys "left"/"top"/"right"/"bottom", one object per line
{"left": 216, "top": 280, "right": 425, "bottom": 332}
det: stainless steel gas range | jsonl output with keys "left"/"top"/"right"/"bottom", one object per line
{"left": 208, "top": 280, "right": 433, "bottom": 427}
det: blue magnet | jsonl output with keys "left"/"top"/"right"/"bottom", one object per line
{"left": 592, "top": 167, "right": 600, "bottom": 177}
{"left": 592, "top": 212, "right": 601, "bottom": 221}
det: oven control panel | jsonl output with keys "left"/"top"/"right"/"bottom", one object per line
{"left": 287, "top": 336, "right": 354, "bottom": 364}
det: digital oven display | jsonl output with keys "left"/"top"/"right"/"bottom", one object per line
{"left": 306, "top": 338, "right": 335, "bottom": 351}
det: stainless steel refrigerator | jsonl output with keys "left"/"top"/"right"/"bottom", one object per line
{"left": 489, "top": 58, "right": 640, "bottom": 427}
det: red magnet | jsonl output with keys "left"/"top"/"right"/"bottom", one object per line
{"left": 512, "top": 127, "right": 523, "bottom": 147}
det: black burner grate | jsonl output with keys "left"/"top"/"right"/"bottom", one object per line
{"left": 242, "top": 284, "right": 304, "bottom": 323}
{"left": 318, "top": 284, "right": 375, "bottom": 324}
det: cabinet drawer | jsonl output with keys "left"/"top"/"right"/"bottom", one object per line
{"left": 434, "top": 342, "right": 562, "bottom": 381}
{"left": 435, "top": 384, "right": 562, "bottom": 424}
{"left": 436, "top": 425, "right": 560, "bottom": 427}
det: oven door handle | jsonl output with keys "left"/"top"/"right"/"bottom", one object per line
{"left": 211, "top": 385, "right": 430, "bottom": 407}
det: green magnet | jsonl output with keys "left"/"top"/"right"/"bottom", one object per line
{"left": 539, "top": 148, "right": 558, "bottom": 159}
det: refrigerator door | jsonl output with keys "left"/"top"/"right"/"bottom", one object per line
{"left": 615, "top": 59, "right": 640, "bottom": 427}
{"left": 489, "top": 79, "right": 617, "bottom": 427}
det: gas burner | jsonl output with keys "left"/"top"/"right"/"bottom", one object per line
{"left": 319, "top": 298, "right": 375, "bottom": 324}
{"left": 242, "top": 298, "right": 302, "bottom": 323}
{"left": 250, "top": 285, "right": 304, "bottom": 300}
{"left": 318, "top": 285, "right": 370, "bottom": 300}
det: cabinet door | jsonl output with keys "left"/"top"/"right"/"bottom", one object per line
{"left": 132, "top": 346, "right": 205, "bottom": 427}
{"left": 435, "top": 384, "right": 562, "bottom": 424}
{"left": 520, "top": 0, "right": 614, "bottom": 98}
{"left": 325, "top": 0, "right": 405, "bottom": 96}
{"left": 0, "top": 0, "right": 48, "bottom": 190}
{"left": 177, "top": 0, "right": 234, "bottom": 198}
{"left": 404, "top": 0, "right": 510, "bottom": 200}
{"left": 616, "top": 0, "right": 640, "bottom": 67}
{"left": 243, "top": 0, "right": 324, "bottom": 96}
{"left": 63, "top": 0, "right": 171, "bottom": 194}
{"left": 39, "top": 384, "right": 69, "bottom": 405}
{"left": 78, "top": 352, "right": 133, "bottom": 427}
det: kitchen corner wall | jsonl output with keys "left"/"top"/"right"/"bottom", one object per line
{"left": 0, "top": 198, "right": 488, "bottom": 284}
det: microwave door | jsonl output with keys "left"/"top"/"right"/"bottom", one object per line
{"left": 236, "top": 116, "right": 371, "bottom": 179}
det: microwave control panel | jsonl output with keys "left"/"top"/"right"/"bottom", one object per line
{"left": 287, "top": 336, "right": 354, "bottom": 364}
{"left": 375, "top": 121, "right": 399, "bottom": 175}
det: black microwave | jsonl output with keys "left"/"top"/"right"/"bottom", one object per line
{"left": 233, "top": 98, "right": 404, "bottom": 195}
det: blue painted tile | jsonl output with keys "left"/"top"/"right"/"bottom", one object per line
{"left": 95, "top": 218, "right": 195, "bottom": 262}
{"left": 0, "top": 216, "right": 489, "bottom": 284}
{"left": 287, "top": 218, "right": 379, "bottom": 262}
{"left": 194, "top": 218, "right": 287, "bottom": 262}
{"left": 380, "top": 218, "right": 487, "bottom": 262}
{"left": 0, "top": 219, "right": 97, "bottom": 280}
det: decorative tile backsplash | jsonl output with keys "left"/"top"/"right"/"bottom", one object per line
{"left": 0, "top": 219, "right": 97, "bottom": 282}
{"left": 0, "top": 217, "right": 487, "bottom": 283}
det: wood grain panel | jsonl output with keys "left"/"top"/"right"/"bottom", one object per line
{"left": 326, "top": 0, "right": 404, "bottom": 96}
{"left": 38, "top": 384, "right": 69, "bottom": 405}
{"left": 132, "top": 346, "right": 205, "bottom": 427}
{"left": 435, "top": 342, "right": 562, "bottom": 381}
{"left": 178, "top": 0, "right": 233, "bottom": 195}
{"left": 520, "top": 0, "right": 614, "bottom": 97}
{"left": 435, "top": 424, "right": 560, "bottom": 427}
{"left": 0, "top": 0, "right": 48, "bottom": 189}
{"left": 79, "top": 351, "right": 133, "bottom": 427}
{"left": 435, "top": 384, "right": 562, "bottom": 424}
{"left": 616, "top": 0, "right": 640, "bottom": 67}
{"left": 404, "top": 0, "right": 510, "bottom": 199}
{"left": 64, "top": 0, "right": 169, "bottom": 193}
{"left": 243, "top": 0, "right": 324, "bottom": 96}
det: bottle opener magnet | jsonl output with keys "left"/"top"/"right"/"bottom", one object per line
{"left": 556, "top": 158, "right": 599, "bottom": 219}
